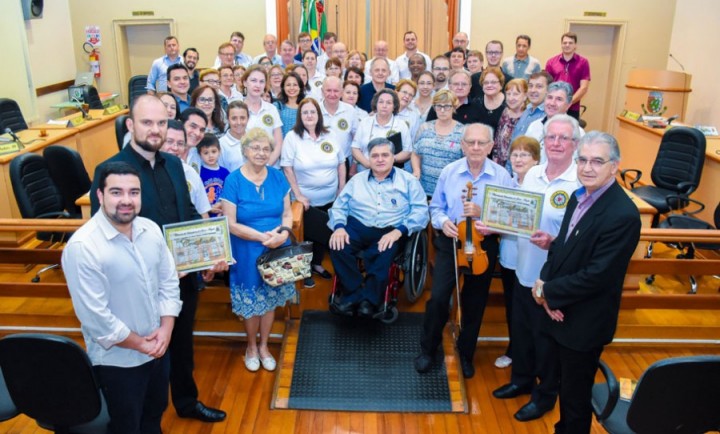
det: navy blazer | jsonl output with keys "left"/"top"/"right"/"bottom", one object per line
{"left": 540, "top": 181, "right": 641, "bottom": 352}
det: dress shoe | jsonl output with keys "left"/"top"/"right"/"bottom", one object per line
{"left": 312, "top": 266, "right": 332, "bottom": 280}
{"left": 357, "top": 300, "right": 375, "bottom": 317}
{"left": 414, "top": 353, "right": 434, "bottom": 373}
{"left": 459, "top": 356, "right": 475, "bottom": 379}
{"left": 178, "top": 401, "right": 226, "bottom": 423}
{"left": 494, "top": 355, "right": 512, "bottom": 368}
{"left": 513, "top": 401, "right": 553, "bottom": 422}
{"left": 244, "top": 350, "right": 260, "bottom": 372}
{"left": 260, "top": 354, "right": 276, "bottom": 371}
{"left": 492, "top": 383, "right": 533, "bottom": 399}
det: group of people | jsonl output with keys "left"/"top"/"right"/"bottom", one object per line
{"left": 60, "top": 26, "right": 641, "bottom": 434}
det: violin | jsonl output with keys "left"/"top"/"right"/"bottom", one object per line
{"left": 455, "top": 181, "right": 489, "bottom": 275}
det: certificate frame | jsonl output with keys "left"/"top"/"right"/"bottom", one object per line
{"left": 163, "top": 216, "right": 234, "bottom": 273}
{"left": 481, "top": 184, "right": 544, "bottom": 238}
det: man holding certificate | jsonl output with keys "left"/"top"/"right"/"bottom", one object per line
{"left": 492, "top": 114, "right": 581, "bottom": 422}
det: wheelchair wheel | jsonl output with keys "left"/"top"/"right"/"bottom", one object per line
{"left": 403, "top": 230, "right": 428, "bottom": 303}
{"left": 379, "top": 306, "right": 399, "bottom": 324}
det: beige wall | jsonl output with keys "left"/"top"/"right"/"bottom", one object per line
{"left": 667, "top": 0, "right": 720, "bottom": 125}
{"left": 67, "top": 1, "right": 269, "bottom": 106}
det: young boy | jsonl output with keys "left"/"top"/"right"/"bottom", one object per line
{"left": 197, "top": 133, "right": 231, "bottom": 217}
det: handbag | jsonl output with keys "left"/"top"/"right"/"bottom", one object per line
{"left": 256, "top": 227, "right": 313, "bottom": 287}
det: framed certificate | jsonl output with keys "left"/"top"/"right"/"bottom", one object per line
{"left": 481, "top": 185, "right": 544, "bottom": 238}
{"left": 163, "top": 216, "right": 234, "bottom": 273}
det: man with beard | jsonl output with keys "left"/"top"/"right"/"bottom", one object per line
{"left": 431, "top": 55, "right": 451, "bottom": 91}
{"left": 183, "top": 48, "right": 200, "bottom": 94}
{"left": 90, "top": 95, "right": 227, "bottom": 424}
{"left": 64, "top": 161, "right": 182, "bottom": 433}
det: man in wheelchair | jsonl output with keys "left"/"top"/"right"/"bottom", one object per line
{"left": 328, "top": 137, "right": 429, "bottom": 318}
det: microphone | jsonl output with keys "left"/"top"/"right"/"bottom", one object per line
{"left": 4, "top": 127, "right": 25, "bottom": 149}
{"left": 71, "top": 97, "right": 91, "bottom": 119}
{"left": 668, "top": 53, "right": 685, "bottom": 71}
{"left": 667, "top": 114, "right": 680, "bottom": 125}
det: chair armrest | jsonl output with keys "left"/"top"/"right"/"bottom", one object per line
{"left": 36, "top": 211, "right": 72, "bottom": 219}
{"left": 676, "top": 181, "right": 697, "bottom": 196}
{"left": 620, "top": 169, "right": 642, "bottom": 189}
{"left": 593, "top": 359, "right": 620, "bottom": 422}
{"left": 291, "top": 200, "right": 304, "bottom": 241}
{"left": 665, "top": 196, "right": 705, "bottom": 216}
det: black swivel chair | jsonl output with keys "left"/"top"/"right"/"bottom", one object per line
{"left": 9, "top": 153, "right": 71, "bottom": 281}
{"left": 621, "top": 126, "right": 706, "bottom": 227}
{"left": 43, "top": 145, "right": 92, "bottom": 218}
{"left": 128, "top": 74, "right": 148, "bottom": 108}
{"left": 592, "top": 355, "right": 720, "bottom": 434}
{"left": 0, "top": 334, "right": 109, "bottom": 434}
{"left": 85, "top": 86, "right": 104, "bottom": 110}
{"left": 0, "top": 367, "right": 19, "bottom": 423}
{"left": 0, "top": 97, "right": 29, "bottom": 132}
{"left": 115, "top": 114, "right": 129, "bottom": 150}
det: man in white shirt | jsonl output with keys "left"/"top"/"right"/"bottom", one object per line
{"left": 147, "top": 36, "right": 183, "bottom": 93}
{"left": 63, "top": 161, "right": 182, "bottom": 433}
{"left": 396, "top": 31, "right": 431, "bottom": 80}
{"left": 320, "top": 77, "right": 358, "bottom": 172}
{"left": 316, "top": 32, "right": 337, "bottom": 71}
{"left": 364, "top": 40, "right": 400, "bottom": 84}
{"left": 213, "top": 31, "right": 252, "bottom": 68}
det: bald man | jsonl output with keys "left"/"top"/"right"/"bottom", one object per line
{"left": 364, "top": 40, "right": 400, "bottom": 84}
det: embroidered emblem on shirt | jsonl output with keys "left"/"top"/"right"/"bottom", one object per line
{"left": 551, "top": 191, "right": 569, "bottom": 209}
{"left": 321, "top": 141, "right": 334, "bottom": 153}
{"left": 337, "top": 119, "right": 349, "bottom": 131}
{"left": 262, "top": 114, "right": 274, "bottom": 127}
{"left": 315, "top": 80, "right": 323, "bottom": 88}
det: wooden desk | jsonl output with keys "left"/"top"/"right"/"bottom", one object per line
{"left": 0, "top": 129, "right": 78, "bottom": 245}
{"left": 616, "top": 116, "right": 720, "bottom": 222}
{"left": 31, "top": 109, "right": 128, "bottom": 177}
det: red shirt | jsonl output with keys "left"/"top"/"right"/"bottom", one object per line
{"left": 545, "top": 53, "right": 591, "bottom": 112}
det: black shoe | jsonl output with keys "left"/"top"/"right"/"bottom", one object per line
{"left": 357, "top": 300, "right": 375, "bottom": 317}
{"left": 513, "top": 401, "right": 553, "bottom": 422}
{"left": 414, "top": 353, "right": 434, "bottom": 373}
{"left": 303, "top": 277, "right": 316, "bottom": 288}
{"left": 492, "top": 383, "right": 534, "bottom": 399}
{"left": 331, "top": 299, "right": 356, "bottom": 316}
{"left": 312, "top": 266, "right": 332, "bottom": 280}
{"left": 178, "top": 401, "right": 226, "bottom": 423}
{"left": 459, "top": 356, "right": 475, "bottom": 378}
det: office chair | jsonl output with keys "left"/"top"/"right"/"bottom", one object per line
{"left": 128, "top": 75, "right": 148, "bottom": 108}
{"left": 115, "top": 114, "right": 129, "bottom": 150}
{"left": 9, "top": 153, "right": 71, "bottom": 281}
{"left": 592, "top": 355, "right": 720, "bottom": 434}
{"left": 0, "top": 334, "right": 109, "bottom": 434}
{"left": 0, "top": 367, "right": 19, "bottom": 423}
{"left": 85, "top": 86, "right": 104, "bottom": 110}
{"left": 43, "top": 145, "right": 92, "bottom": 218}
{"left": 621, "top": 126, "right": 706, "bottom": 227}
{"left": 0, "top": 98, "right": 29, "bottom": 132}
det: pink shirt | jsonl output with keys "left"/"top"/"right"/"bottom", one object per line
{"left": 545, "top": 53, "right": 591, "bottom": 112}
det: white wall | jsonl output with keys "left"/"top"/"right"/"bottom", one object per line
{"left": 667, "top": 0, "right": 720, "bottom": 125}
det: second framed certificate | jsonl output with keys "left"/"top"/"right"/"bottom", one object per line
{"left": 481, "top": 184, "right": 544, "bottom": 237}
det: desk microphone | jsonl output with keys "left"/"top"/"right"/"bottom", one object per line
{"left": 667, "top": 114, "right": 679, "bottom": 125}
{"left": 668, "top": 53, "right": 685, "bottom": 71}
{"left": 71, "top": 97, "right": 91, "bottom": 119}
{"left": 4, "top": 127, "right": 25, "bottom": 149}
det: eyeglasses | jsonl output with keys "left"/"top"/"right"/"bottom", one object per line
{"left": 482, "top": 80, "right": 500, "bottom": 86}
{"left": 248, "top": 145, "right": 272, "bottom": 154}
{"left": 576, "top": 157, "right": 612, "bottom": 169}
{"left": 198, "top": 97, "right": 215, "bottom": 104}
{"left": 510, "top": 152, "right": 533, "bottom": 159}
{"left": 486, "top": 51, "right": 502, "bottom": 56}
{"left": 463, "top": 139, "right": 493, "bottom": 147}
{"left": 434, "top": 104, "right": 453, "bottom": 111}
{"left": 545, "top": 134, "right": 574, "bottom": 143}
{"left": 398, "top": 90, "right": 415, "bottom": 97}
{"left": 301, "top": 110, "right": 317, "bottom": 116}
{"left": 203, "top": 79, "right": 220, "bottom": 85}
{"left": 450, "top": 82, "right": 469, "bottom": 88}
{"left": 220, "top": 52, "right": 235, "bottom": 57}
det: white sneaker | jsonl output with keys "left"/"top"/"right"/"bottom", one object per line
{"left": 244, "top": 351, "right": 260, "bottom": 372}
{"left": 260, "top": 354, "right": 277, "bottom": 371}
{"left": 495, "top": 355, "right": 512, "bottom": 369}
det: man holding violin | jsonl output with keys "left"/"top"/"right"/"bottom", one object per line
{"left": 415, "top": 123, "right": 513, "bottom": 378}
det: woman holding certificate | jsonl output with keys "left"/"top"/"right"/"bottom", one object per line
{"left": 221, "top": 128, "right": 295, "bottom": 373}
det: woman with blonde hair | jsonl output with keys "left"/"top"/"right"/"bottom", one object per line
{"left": 493, "top": 78, "right": 528, "bottom": 170}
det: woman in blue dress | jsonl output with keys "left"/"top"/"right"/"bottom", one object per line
{"left": 221, "top": 127, "right": 295, "bottom": 373}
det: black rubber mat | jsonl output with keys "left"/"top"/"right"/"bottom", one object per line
{"left": 288, "top": 310, "right": 452, "bottom": 412}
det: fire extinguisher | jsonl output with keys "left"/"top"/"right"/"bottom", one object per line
{"left": 83, "top": 42, "right": 101, "bottom": 78}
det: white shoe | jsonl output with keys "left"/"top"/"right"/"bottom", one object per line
{"left": 245, "top": 351, "right": 260, "bottom": 372}
{"left": 495, "top": 355, "right": 512, "bottom": 369}
{"left": 260, "top": 354, "right": 277, "bottom": 371}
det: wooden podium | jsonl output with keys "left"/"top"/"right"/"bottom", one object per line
{"left": 624, "top": 69, "right": 692, "bottom": 121}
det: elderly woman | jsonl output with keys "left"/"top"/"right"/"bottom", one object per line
{"left": 412, "top": 71, "right": 435, "bottom": 121}
{"left": 219, "top": 100, "right": 250, "bottom": 172}
{"left": 341, "top": 80, "right": 369, "bottom": 120}
{"left": 218, "top": 65, "right": 243, "bottom": 108}
{"left": 221, "top": 127, "right": 296, "bottom": 372}
{"left": 190, "top": 85, "right": 226, "bottom": 136}
{"left": 492, "top": 78, "right": 528, "bottom": 170}
{"left": 351, "top": 88, "right": 412, "bottom": 171}
{"left": 449, "top": 47, "right": 467, "bottom": 72}
{"left": 242, "top": 65, "right": 283, "bottom": 166}
{"left": 346, "top": 50, "right": 365, "bottom": 72}
{"left": 395, "top": 79, "right": 421, "bottom": 140}
{"left": 496, "top": 136, "right": 541, "bottom": 369}
{"left": 281, "top": 98, "right": 346, "bottom": 287}
{"left": 344, "top": 66, "right": 364, "bottom": 86}
{"left": 200, "top": 68, "right": 221, "bottom": 90}
{"left": 476, "top": 66, "right": 507, "bottom": 133}
{"left": 408, "top": 53, "right": 428, "bottom": 82}
{"left": 273, "top": 71, "right": 305, "bottom": 138}
{"left": 411, "top": 89, "right": 465, "bottom": 197}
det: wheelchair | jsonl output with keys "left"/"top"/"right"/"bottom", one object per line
{"left": 329, "top": 228, "right": 429, "bottom": 323}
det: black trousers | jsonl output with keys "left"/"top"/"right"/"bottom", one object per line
{"left": 499, "top": 265, "right": 516, "bottom": 357}
{"left": 94, "top": 355, "right": 170, "bottom": 434}
{"left": 420, "top": 233, "right": 498, "bottom": 361}
{"left": 510, "top": 281, "right": 559, "bottom": 408}
{"left": 304, "top": 203, "right": 333, "bottom": 267}
{"left": 552, "top": 341, "right": 603, "bottom": 434}
{"left": 169, "top": 274, "right": 199, "bottom": 413}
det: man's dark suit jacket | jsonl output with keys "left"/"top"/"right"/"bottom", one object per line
{"left": 89, "top": 145, "right": 200, "bottom": 225}
{"left": 540, "top": 181, "right": 641, "bottom": 352}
